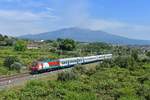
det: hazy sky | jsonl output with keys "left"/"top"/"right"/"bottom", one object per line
{"left": 0, "top": 0, "right": 150, "bottom": 40}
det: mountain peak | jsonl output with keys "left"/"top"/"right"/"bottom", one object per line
{"left": 19, "top": 27, "right": 150, "bottom": 45}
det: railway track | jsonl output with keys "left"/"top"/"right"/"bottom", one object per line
{"left": 0, "top": 66, "right": 76, "bottom": 89}
{"left": 0, "top": 62, "right": 100, "bottom": 89}
{"left": 0, "top": 68, "right": 69, "bottom": 87}
{"left": 0, "top": 69, "right": 69, "bottom": 90}
{"left": 0, "top": 72, "right": 30, "bottom": 86}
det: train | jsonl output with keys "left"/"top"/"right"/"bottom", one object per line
{"left": 31, "top": 54, "right": 112, "bottom": 73}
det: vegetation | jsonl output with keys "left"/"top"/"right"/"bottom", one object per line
{"left": 3, "top": 56, "right": 23, "bottom": 72}
{"left": 146, "top": 51, "right": 150, "bottom": 57}
{"left": 0, "top": 46, "right": 62, "bottom": 75}
{"left": 10, "top": 62, "right": 22, "bottom": 72}
{"left": 0, "top": 34, "right": 15, "bottom": 46}
{"left": 57, "top": 71, "right": 77, "bottom": 81}
{"left": 0, "top": 36, "right": 150, "bottom": 99}
{"left": 3, "top": 56, "right": 19, "bottom": 69}
{"left": 58, "top": 38, "right": 76, "bottom": 51}
{"left": 0, "top": 57, "right": 149, "bottom": 100}
{"left": 14, "top": 40, "right": 27, "bottom": 51}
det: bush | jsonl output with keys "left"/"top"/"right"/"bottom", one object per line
{"left": 139, "top": 56, "right": 150, "bottom": 63}
{"left": 5, "top": 38, "right": 15, "bottom": 46}
{"left": 131, "top": 49, "right": 139, "bottom": 61}
{"left": 3, "top": 56, "right": 19, "bottom": 69}
{"left": 14, "top": 40, "right": 27, "bottom": 51}
{"left": 10, "top": 62, "right": 22, "bottom": 72}
{"left": 146, "top": 51, "right": 150, "bottom": 58}
{"left": 72, "top": 65, "right": 87, "bottom": 74}
{"left": 96, "top": 60, "right": 114, "bottom": 70}
{"left": 114, "top": 56, "right": 129, "bottom": 68}
{"left": 1, "top": 90, "right": 19, "bottom": 100}
{"left": 85, "top": 68, "right": 96, "bottom": 76}
{"left": 114, "top": 56, "right": 138, "bottom": 70}
{"left": 57, "top": 71, "right": 77, "bottom": 81}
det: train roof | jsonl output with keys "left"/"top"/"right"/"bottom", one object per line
{"left": 59, "top": 54, "right": 112, "bottom": 61}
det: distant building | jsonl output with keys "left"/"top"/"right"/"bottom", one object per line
{"left": 40, "top": 40, "right": 44, "bottom": 42}
{"left": 27, "top": 42, "right": 40, "bottom": 49}
{"left": 34, "top": 40, "right": 44, "bottom": 43}
{"left": 27, "top": 44, "right": 39, "bottom": 49}
{"left": 141, "top": 46, "right": 150, "bottom": 53}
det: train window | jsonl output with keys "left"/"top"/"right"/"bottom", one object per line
{"left": 70, "top": 60, "right": 74, "bottom": 63}
{"left": 69, "top": 60, "right": 77, "bottom": 63}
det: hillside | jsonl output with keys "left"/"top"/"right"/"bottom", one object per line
{"left": 19, "top": 27, "right": 150, "bottom": 45}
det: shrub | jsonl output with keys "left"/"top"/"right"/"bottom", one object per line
{"left": 146, "top": 51, "right": 150, "bottom": 58}
{"left": 5, "top": 38, "right": 15, "bottom": 46}
{"left": 3, "top": 56, "right": 19, "bottom": 69}
{"left": 140, "top": 56, "right": 150, "bottom": 63}
{"left": 57, "top": 71, "right": 77, "bottom": 81}
{"left": 14, "top": 40, "right": 27, "bottom": 51}
{"left": 64, "top": 92, "right": 97, "bottom": 100}
{"left": 96, "top": 60, "right": 114, "bottom": 69}
{"left": 72, "top": 65, "right": 87, "bottom": 74}
{"left": 114, "top": 56, "right": 129, "bottom": 68}
{"left": 131, "top": 49, "right": 139, "bottom": 61}
{"left": 10, "top": 62, "right": 22, "bottom": 72}
{"left": 1, "top": 90, "right": 19, "bottom": 100}
{"left": 114, "top": 56, "right": 139, "bottom": 70}
{"left": 137, "top": 81, "right": 150, "bottom": 100}
{"left": 85, "top": 68, "right": 96, "bottom": 76}
{"left": 118, "top": 95, "right": 140, "bottom": 100}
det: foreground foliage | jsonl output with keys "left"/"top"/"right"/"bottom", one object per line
{"left": 0, "top": 59, "right": 149, "bottom": 100}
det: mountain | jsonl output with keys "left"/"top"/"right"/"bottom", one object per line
{"left": 19, "top": 27, "right": 150, "bottom": 45}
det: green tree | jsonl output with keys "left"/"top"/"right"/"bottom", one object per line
{"left": 59, "top": 39, "right": 76, "bottom": 51}
{"left": 5, "top": 38, "right": 15, "bottom": 46}
{"left": 14, "top": 40, "right": 27, "bottom": 51}
{"left": 3, "top": 56, "right": 19, "bottom": 69}
{"left": 57, "top": 38, "right": 64, "bottom": 43}
{"left": 146, "top": 51, "right": 150, "bottom": 57}
{"left": 10, "top": 62, "right": 22, "bottom": 72}
{"left": 52, "top": 41, "right": 59, "bottom": 48}
{"left": 0, "top": 34, "right": 4, "bottom": 41}
{"left": 131, "top": 50, "right": 138, "bottom": 61}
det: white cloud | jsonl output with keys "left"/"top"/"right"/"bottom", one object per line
{"left": 79, "top": 19, "right": 126, "bottom": 31}
{"left": 0, "top": 10, "right": 56, "bottom": 21}
{"left": 0, "top": 9, "right": 58, "bottom": 36}
{"left": 78, "top": 18, "right": 150, "bottom": 40}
